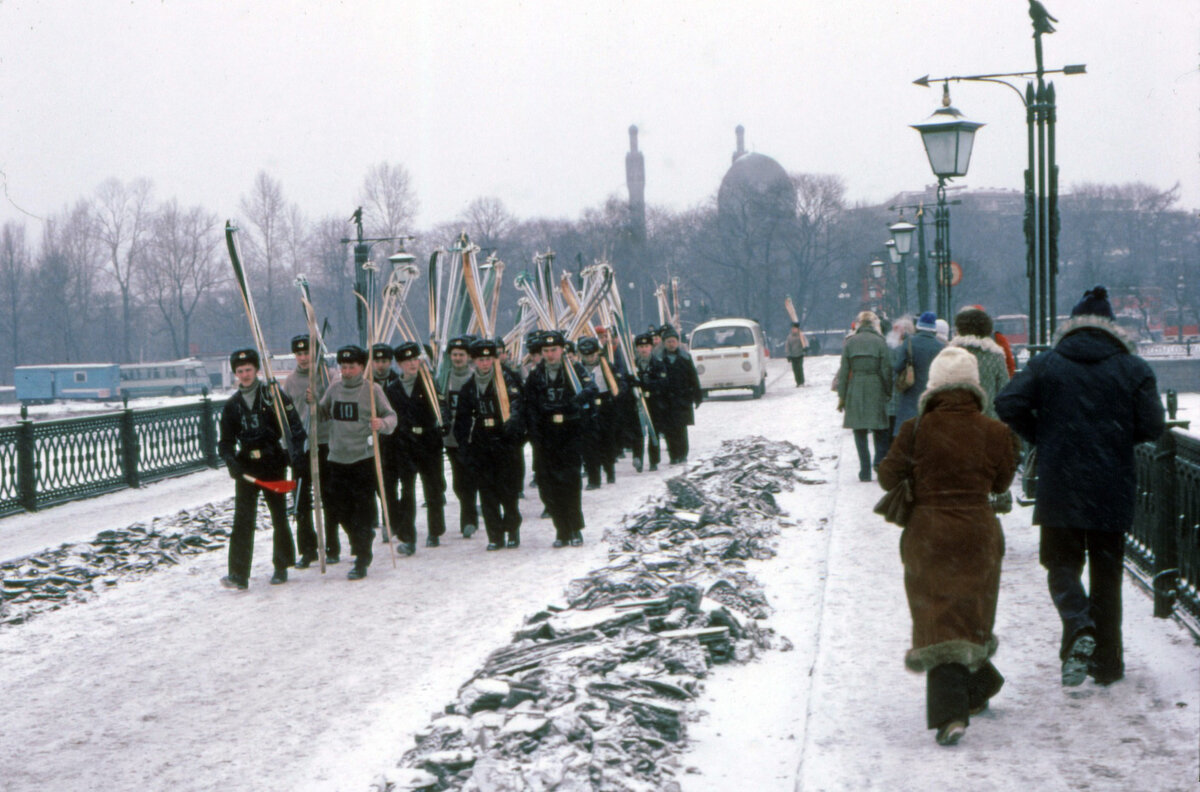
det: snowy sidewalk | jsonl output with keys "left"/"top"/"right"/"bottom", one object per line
{"left": 0, "top": 357, "right": 1195, "bottom": 792}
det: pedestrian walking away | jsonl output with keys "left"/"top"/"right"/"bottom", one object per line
{"left": 219, "top": 347, "right": 307, "bottom": 590}
{"left": 995, "top": 285, "right": 1164, "bottom": 688}
{"left": 785, "top": 322, "right": 809, "bottom": 386}
{"left": 892, "top": 311, "right": 946, "bottom": 437}
{"left": 878, "top": 346, "right": 1020, "bottom": 746}
{"left": 836, "top": 311, "right": 893, "bottom": 481}
{"left": 318, "top": 344, "right": 397, "bottom": 580}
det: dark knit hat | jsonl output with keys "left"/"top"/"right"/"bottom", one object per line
{"left": 393, "top": 341, "right": 421, "bottom": 362}
{"left": 230, "top": 348, "right": 260, "bottom": 371}
{"left": 290, "top": 334, "right": 310, "bottom": 353}
{"left": 469, "top": 338, "right": 498, "bottom": 358}
{"left": 336, "top": 345, "right": 368, "bottom": 365}
{"left": 1071, "top": 285, "right": 1114, "bottom": 320}
{"left": 917, "top": 311, "right": 938, "bottom": 331}
{"left": 954, "top": 307, "right": 993, "bottom": 338}
{"left": 371, "top": 343, "right": 394, "bottom": 361}
{"left": 577, "top": 337, "right": 601, "bottom": 355}
{"left": 447, "top": 336, "right": 471, "bottom": 353}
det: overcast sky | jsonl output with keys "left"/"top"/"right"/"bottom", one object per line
{"left": 1, "top": 0, "right": 1196, "bottom": 238}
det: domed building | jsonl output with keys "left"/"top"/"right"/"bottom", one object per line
{"left": 717, "top": 125, "right": 796, "bottom": 222}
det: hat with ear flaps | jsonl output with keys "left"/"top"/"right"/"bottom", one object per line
{"left": 917, "top": 346, "right": 988, "bottom": 417}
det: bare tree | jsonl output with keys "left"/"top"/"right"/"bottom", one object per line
{"left": 0, "top": 222, "right": 30, "bottom": 375}
{"left": 35, "top": 202, "right": 103, "bottom": 362}
{"left": 92, "top": 177, "right": 154, "bottom": 362}
{"left": 460, "top": 197, "right": 515, "bottom": 250}
{"left": 238, "top": 171, "right": 289, "bottom": 345}
{"left": 142, "top": 200, "right": 223, "bottom": 358}
{"left": 359, "top": 162, "right": 418, "bottom": 239}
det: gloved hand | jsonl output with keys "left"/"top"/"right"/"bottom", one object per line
{"left": 223, "top": 455, "right": 243, "bottom": 479}
{"left": 837, "top": 399, "right": 845, "bottom": 412}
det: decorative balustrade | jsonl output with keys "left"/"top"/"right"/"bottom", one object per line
{"left": 0, "top": 397, "right": 226, "bottom": 517}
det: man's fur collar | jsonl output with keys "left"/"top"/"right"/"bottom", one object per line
{"left": 949, "top": 334, "right": 1005, "bottom": 358}
{"left": 1053, "top": 315, "right": 1136, "bottom": 353}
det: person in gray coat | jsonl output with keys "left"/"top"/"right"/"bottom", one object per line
{"left": 836, "top": 311, "right": 892, "bottom": 481}
{"left": 893, "top": 311, "right": 946, "bottom": 435}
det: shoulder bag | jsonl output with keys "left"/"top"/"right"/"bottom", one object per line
{"left": 874, "top": 476, "right": 915, "bottom": 527}
{"left": 895, "top": 338, "right": 915, "bottom": 392}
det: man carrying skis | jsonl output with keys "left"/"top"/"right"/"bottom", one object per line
{"left": 319, "top": 345, "right": 397, "bottom": 580}
{"left": 219, "top": 348, "right": 306, "bottom": 590}
{"left": 283, "top": 334, "right": 339, "bottom": 568}
{"left": 630, "top": 332, "right": 666, "bottom": 472}
{"left": 454, "top": 338, "right": 525, "bottom": 550}
{"left": 384, "top": 341, "right": 446, "bottom": 555}
{"left": 370, "top": 343, "right": 402, "bottom": 545}
{"left": 656, "top": 327, "right": 703, "bottom": 465}
{"left": 440, "top": 335, "right": 480, "bottom": 543}
{"left": 577, "top": 336, "right": 621, "bottom": 488}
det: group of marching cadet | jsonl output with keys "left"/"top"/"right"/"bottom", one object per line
{"left": 217, "top": 324, "right": 703, "bottom": 589}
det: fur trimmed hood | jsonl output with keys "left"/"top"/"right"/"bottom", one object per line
{"left": 918, "top": 382, "right": 988, "bottom": 418}
{"left": 949, "top": 334, "right": 1006, "bottom": 358}
{"left": 906, "top": 635, "right": 998, "bottom": 673}
{"left": 1053, "top": 315, "right": 1136, "bottom": 354}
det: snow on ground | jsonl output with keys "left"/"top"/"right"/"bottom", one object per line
{"left": 0, "top": 357, "right": 1196, "bottom": 792}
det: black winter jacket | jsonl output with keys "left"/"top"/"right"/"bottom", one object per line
{"left": 994, "top": 317, "right": 1164, "bottom": 532}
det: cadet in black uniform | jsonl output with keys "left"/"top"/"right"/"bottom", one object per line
{"left": 523, "top": 330, "right": 597, "bottom": 547}
{"left": 283, "top": 334, "right": 339, "bottom": 567}
{"left": 454, "top": 339, "right": 525, "bottom": 550}
{"left": 577, "top": 336, "right": 622, "bottom": 488}
{"left": 384, "top": 341, "right": 446, "bottom": 555}
{"left": 657, "top": 327, "right": 703, "bottom": 464}
{"left": 630, "top": 332, "right": 665, "bottom": 472}
{"left": 219, "top": 348, "right": 306, "bottom": 590}
{"left": 440, "top": 336, "right": 479, "bottom": 543}
{"left": 370, "top": 343, "right": 401, "bottom": 544}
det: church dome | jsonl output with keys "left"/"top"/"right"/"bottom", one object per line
{"left": 717, "top": 128, "right": 796, "bottom": 221}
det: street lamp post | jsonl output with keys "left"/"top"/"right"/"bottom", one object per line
{"left": 885, "top": 239, "right": 904, "bottom": 317}
{"left": 869, "top": 258, "right": 886, "bottom": 318}
{"left": 888, "top": 219, "right": 915, "bottom": 316}
{"left": 1178, "top": 274, "right": 1186, "bottom": 343}
{"left": 914, "top": 8, "right": 1084, "bottom": 348}
{"left": 341, "top": 207, "right": 414, "bottom": 347}
{"left": 911, "top": 83, "right": 983, "bottom": 321}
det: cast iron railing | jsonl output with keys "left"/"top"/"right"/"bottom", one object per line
{"left": 0, "top": 396, "right": 226, "bottom": 517}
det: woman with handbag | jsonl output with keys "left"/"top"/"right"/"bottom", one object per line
{"left": 835, "top": 311, "right": 893, "bottom": 481}
{"left": 877, "top": 346, "right": 1020, "bottom": 746}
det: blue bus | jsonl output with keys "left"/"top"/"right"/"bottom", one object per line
{"left": 118, "top": 359, "right": 210, "bottom": 398}
{"left": 14, "top": 364, "right": 123, "bottom": 404}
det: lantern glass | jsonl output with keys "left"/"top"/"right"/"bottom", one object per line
{"left": 870, "top": 259, "right": 884, "bottom": 280}
{"left": 889, "top": 220, "right": 915, "bottom": 255}
{"left": 911, "top": 106, "right": 983, "bottom": 178}
{"left": 886, "top": 240, "right": 901, "bottom": 264}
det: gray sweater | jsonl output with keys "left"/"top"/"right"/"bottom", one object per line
{"left": 318, "top": 373, "right": 397, "bottom": 464}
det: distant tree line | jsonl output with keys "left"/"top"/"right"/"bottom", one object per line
{"left": 0, "top": 167, "right": 1194, "bottom": 383}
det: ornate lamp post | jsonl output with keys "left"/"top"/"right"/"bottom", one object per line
{"left": 341, "top": 207, "right": 414, "bottom": 347}
{"left": 914, "top": 4, "right": 1084, "bottom": 349}
{"left": 912, "top": 83, "right": 983, "bottom": 321}
{"left": 889, "top": 219, "right": 915, "bottom": 316}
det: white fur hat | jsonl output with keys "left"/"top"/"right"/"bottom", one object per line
{"left": 918, "top": 346, "right": 987, "bottom": 416}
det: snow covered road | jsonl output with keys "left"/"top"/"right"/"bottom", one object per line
{"left": 0, "top": 357, "right": 1195, "bottom": 792}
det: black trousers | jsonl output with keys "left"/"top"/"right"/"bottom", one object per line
{"left": 394, "top": 443, "right": 447, "bottom": 544}
{"left": 473, "top": 446, "right": 523, "bottom": 544}
{"left": 295, "top": 444, "right": 339, "bottom": 559}
{"left": 327, "top": 458, "right": 377, "bottom": 568}
{"left": 661, "top": 423, "right": 689, "bottom": 463}
{"left": 789, "top": 356, "right": 805, "bottom": 385}
{"left": 1040, "top": 527, "right": 1125, "bottom": 676}
{"left": 445, "top": 446, "right": 479, "bottom": 531}
{"left": 228, "top": 472, "right": 295, "bottom": 581}
{"left": 536, "top": 428, "right": 585, "bottom": 541}
{"left": 583, "top": 396, "right": 619, "bottom": 485}
{"left": 926, "top": 661, "right": 1004, "bottom": 729}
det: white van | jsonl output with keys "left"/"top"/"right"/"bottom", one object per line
{"left": 688, "top": 318, "right": 768, "bottom": 399}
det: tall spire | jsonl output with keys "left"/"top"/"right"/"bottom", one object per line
{"left": 733, "top": 124, "right": 746, "bottom": 164}
{"left": 626, "top": 125, "right": 646, "bottom": 243}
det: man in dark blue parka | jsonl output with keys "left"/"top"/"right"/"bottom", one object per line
{"left": 995, "top": 286, "right": 1164, "bottom": 687}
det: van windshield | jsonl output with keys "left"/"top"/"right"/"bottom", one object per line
{"left": 691, "top": 326, "right": 754, "bottom": 349}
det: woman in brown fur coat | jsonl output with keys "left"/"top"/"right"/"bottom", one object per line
{"left": 877, "top": 346, "right": 1020, "bottom": 746}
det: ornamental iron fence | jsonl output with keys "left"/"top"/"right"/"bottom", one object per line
{"left": 0, "top": 397, "right": 226, "bottom": 517}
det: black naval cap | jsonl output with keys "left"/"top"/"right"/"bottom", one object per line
{"left": 660, "top": 326, "right": 679, "bottom": 340}
{"left": 576, "top": 337, "right": 601, "bottom": 355}
{"left": 230, "top": 348, "right": 260, "bottom": 371}
{"left": 290, "top": 334, "right": 310, "bottom": 353}
{"left": 469, "top": 338, "right": 498, "bottom": 358}
{"left": 371, "top": 343, "right": 394, "bottom": 361}
{"left": 634, "top": 332, "right": 654, "bottom": 346}
{"left": 540, "top": 330, "right": 566, "bottom": 348}
{"left": 336, "top": 344, "right": 368, "bottom": 365}
{"left": 447, "top": 336, "right": 471, "bottom": 353}
{"left": 526, "top": 331, "right": 545, "bottom": 353}
{"left": 393, "top": 341, "right": 421, "bottom": 362}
